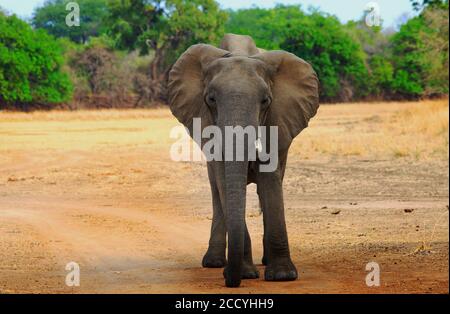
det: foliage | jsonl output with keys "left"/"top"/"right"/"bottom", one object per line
{"left": 0, "top": 13, "right": 72, "bottom": 110}
{"left": 32, "top": 0, "right": 109, "bottom": 44}
{"left": 106, "top": 0, "right": 227, "bottom": 75}
{"left": 104, "top": 0, "right": 227, "bottom": 101}
{"left": 285, "top": 12, "right": 370, "bottom": 101}
{"left": 390, "top": 2, "right": 449, "bottom": 98}
{"left": 344, "top": 20, "right": 394, "bottom": 98}
{"left": 226, "top": 6, "right": 369, "bottom": 102}
{"left": 390, "top": 17, "right": 427, "bottom": 97}
{"left": 66, "top": 39, "right": 137, "bottom": 108}
{"left": 0, "top": 1, "right": 447, "bottom": 110}
{"left": 420, "top": 5, "right": 449, "bottom": 95}
{"left": 411, "top": 0, "right": 449, "bottom": 10}
{"left": 225, "top": 5, "right": 304, "bottom": 50}
{"left": 226, "top": 4, "right": 449, "bottom": 101}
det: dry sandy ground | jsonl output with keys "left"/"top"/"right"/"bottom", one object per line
{"left": 0, "top": 101, "right": 448, "bottom": 294}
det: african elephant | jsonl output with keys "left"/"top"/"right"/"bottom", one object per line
{"left": 168, "top": 34, "right": 319, "bottom": 287}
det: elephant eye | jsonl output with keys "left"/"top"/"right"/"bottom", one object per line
{"left": 205, "top": 94, "right": 216, "bottom": 107}
{"left": 261, "top": 96, "right": 272, "bottom": 108}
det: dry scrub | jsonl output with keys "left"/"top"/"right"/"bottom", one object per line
{"left": 0, "top": 100, "right": 448, "bottom": 293}
{"left": 290, "top": 99, "right": 449, "bottom": 160}
{"left": 1, "top": 100, "right": 448, "bottom": 161}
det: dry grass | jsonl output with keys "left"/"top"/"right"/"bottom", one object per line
{"left": 0, "top": 108, "right": 178, "bottom": 151}
{"left": 291, "top": 99, "right": 449, "bottom": 160}
{"left": 1, "top": 99, "right": 448, "bottom": 160}
{"left": 0, "top": 108, "right": 172, "bottom": 122}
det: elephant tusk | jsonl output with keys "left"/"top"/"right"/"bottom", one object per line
{"left": 255, "top": 138, "right": 263, "bottom": 153}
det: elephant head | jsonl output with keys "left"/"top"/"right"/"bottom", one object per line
{"left": 168, "top": 41, "right": 319, "bottom": 287}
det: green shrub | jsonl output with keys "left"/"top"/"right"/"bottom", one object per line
{"left": 0, "top": 13, "right": 72, "bottom": 110}
{"left": 280, "top": 11, "right": 369, "bottom": 102}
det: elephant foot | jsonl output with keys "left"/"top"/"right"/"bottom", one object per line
{"left": 241, "top": 262, "right": 260, "bottom": 279}
{"left": 202, "top": 250, "right": 226, "bottom": 268}
{"left": 264, "top": 258, "right": 298, "bottom": 281}
{"left": 223, "top": 262, "right": 260, "bottom": 280}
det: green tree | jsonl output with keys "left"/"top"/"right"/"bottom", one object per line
{"left": 391, "top": 0, "right": 449, "bottom": 98}
{"left": 105, "top": 0, "right": 227, "bottom": 100}
{"left": 367, "top": 55, "right": 394, "bottom": 98}
{"left": 344, "top": 20, "right": 396, "bottom": 98}
{"left": 280, "top": 10, "right": 369, "bottom": 102}
{"left": 226, "top": 6, "right": 371, "bottom": 101}
{"left": 420, "top": 4, "right": 449, "bottom": 95}
{"left": 225, "top": 5, "right": 306, "bottom": 50}
{"left": 32, "top": 0, "right": 109, "bottom": 44}
{"left": 411, "top": 0, "right": 449, "bottom": 11}
{"left": 390, "top": 17, "right": 427, "bottom": 98}
{"left": 0, "top": 13, "right": 72, "bottom": 110}
{"left": 105, "top": 0, "right": 164, "bottom": 52}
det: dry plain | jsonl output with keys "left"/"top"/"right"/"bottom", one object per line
{"left": 0, "top": 100, "right": 448, "bottom": 293}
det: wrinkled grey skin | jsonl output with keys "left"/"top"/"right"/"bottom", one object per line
{"left": 203, "top": 35, "right": 292, "bottom": 283}
{"left": 168, "top": 34, "right": 319, "bottom": 287}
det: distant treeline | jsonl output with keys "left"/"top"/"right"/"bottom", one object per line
{"left": 0, "top": 0, "right": 448, "bottom": 110}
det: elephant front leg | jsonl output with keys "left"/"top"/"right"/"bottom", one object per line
{"left": 202, "top": 181, "right": 227, "bottom": 268}
{"left": 223, "top": 222, "right": 260, "bottom": 279}
{"left": 257, "top": 171, "right": 297, "bottom": 281}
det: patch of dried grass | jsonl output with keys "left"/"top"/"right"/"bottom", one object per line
{"left": 0, "top": 107, "right": 172, "bottom": 122}
{"left": 0, "top": 99, "right": 448, "bottom": 160}
{"left": 291, "top": 99, "right": 449, "bottom": 160}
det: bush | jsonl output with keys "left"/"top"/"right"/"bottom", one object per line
{"left": 390, "top": 17, "right": 427, "bottom": 98}
{"left": 225, "top": 4, "right": 449, "bottom": 102}
{"left": 105, "top": 0, "right": 228, "bottom": 101}
{"left": 225, "top": 6, "right": 298, "bottom": 50}
{"left": 226, "top": 6, "right": 369, "bottom": 102}
{"left": 63, "top": 37, "right": 161, "bottom": 109}
{"left": 280, "top": 11, "right": 369, "bottom": 102}
{"left": 66, "top": 39, "right": 135, "bottom": 108}
{"left": 420, "top": 5, "right": 449, "bottom": 96}
{"left": 0, "top": 13, "right": 72, "bottom": 110}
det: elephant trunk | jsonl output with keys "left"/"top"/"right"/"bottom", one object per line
{"left": 218, "top": 94, "right": 258, "bottom": 288}
{"left": 224, "top": 159, "right": 248, "bottom": 287}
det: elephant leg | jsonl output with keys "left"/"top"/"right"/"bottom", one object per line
{"left": 202, "top": 164, "right": 227, "bottom": 268}
{"left": 257, "top": 169, "right": 297, "bottom": 281}
{"left": 241, "top": 222, "right": 259, "bottom": 279}
{"left": 206, "top": 162, "right": 258, "bottom": 278}
{"left": 223, "top": 221, "right": 259, "bottom": 279}
{"left": 259, "top": 155, "right": 287, "bottom": 267}
{"left": 258, "top": 195, "right": 269, "bottom": 266}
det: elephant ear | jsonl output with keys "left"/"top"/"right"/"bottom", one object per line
{"left": 254, "top": 51, "right": 319, "bottom": 151}
{"left": 168, "top": 44, "right": 230, "bottom": 137}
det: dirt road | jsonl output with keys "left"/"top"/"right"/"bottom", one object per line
{"left": 0, "top": 102, "right": 448, "bottom": 293}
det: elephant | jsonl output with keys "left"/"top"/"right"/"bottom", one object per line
{"left": 168, "top": 34, "right": 319, "bottom": 287}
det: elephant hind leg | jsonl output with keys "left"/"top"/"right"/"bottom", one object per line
{"left": 203, "top": 165, "right": 227, "bottom": 268}
{"left": 258, "top": 195, "right": 269, "bottom": 266}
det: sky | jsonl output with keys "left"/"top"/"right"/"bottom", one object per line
{"left": 0, "top": 0, "right": 416, "bottom": 28}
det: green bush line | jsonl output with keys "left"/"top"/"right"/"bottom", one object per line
{"left": 0, "top": 0, "right": 448, "bottom": 110}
